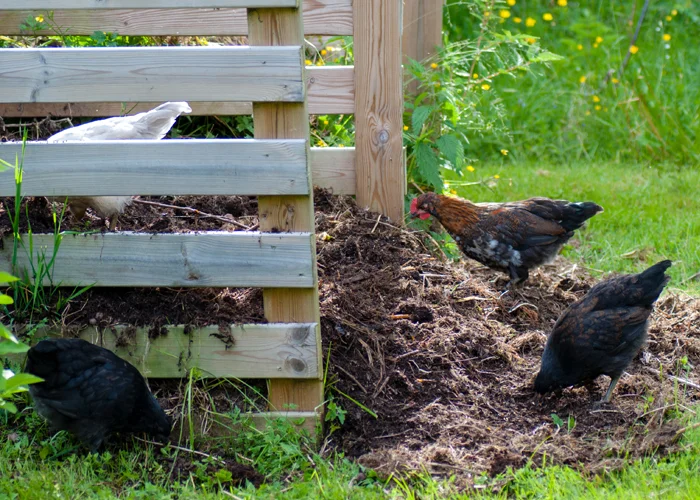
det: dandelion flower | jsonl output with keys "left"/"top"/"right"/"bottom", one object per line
{"left": 305, "top": 59, "right": 312, "bottom": 65}
{"left": 585, "top": 111, "right": 591, "bottom": 116}
{"left": 526, "top": 17, "right": 536, "bottom": 27}
{"left": 320, "top": 49, "right": 327, "bottom": 56}
{"left": 629, "top": 45, "right": 639, "bottom": 54}
{"left": 672, "top": 9, "right": 678, "bottom": 16}
{"left": 473, "top": 73, "right": 479, "bottom": 79}
{"left": 500, "top": 149, "right": 509, "bottom": 156}
{"left": 558, "top": 0, "right": 568, "bottom": 5}
{"left": 577, "top": 44, "right": 583, "bottom": 50}
{"left": 494, "top": 175, "right": 500, "bottom": 179}
{"left": 595, "top": 105, "right": 602, "bottom": 111}
{"left": 430, "top": 62, "right": 438, "bottom": 69}
{"left": 596, "top": 36, "right": 603, "bottom": 43}
{"left": 338, "top": 144, "right": 345, "bottom": 148}
{"left": 666, "top": 15, "right": 672, "bottom": 21}
{"left": 35, "top": 15, "right": 44, "bottom": 22}
{"left": 514, "top": 17, "right": 522, "bottom": 23}
{"left": 317, "top": 140, "right": 325, "bottom": 146}
{"left": 579, "top": 76, "right": 587, "bottom": 84}
{"left": 526, "top": 37, "right": 536, "bottom": 44}
{"left": 403, "top": 125, "right": 409, "bottom": 131}
{"left": 481, "top": 84, "right": 491, "bottom": 90}
{"left": 316, "top": 61, "right": 324, "bottom": 66}
{"left": 500, "top": 10, "right": 511, "bottom": 19}
{"left": 593, "top": 43, "right": 599, "bottom": 49}
{"left": 612, "top": 77, "right": 619, "bottom": 84}
{"left": 323, "top": 120, "right": 329, "bottom": 125}
{"left": 467, "top": 165, "right": 475, "bottom": 172}
{"left": 484, "top": 11, "right": 490, "bottom": 17}
{"left": 507, "top": 0, "right": 516, "bottom": 5}
{"left": 543, "top": 13, "right": 553, "bottom": 21}
{"left": 663, "top": 33, "right": 671, "bottom": 41}
{"left": 592, "top": 95, "right": 600, "bottom": 103}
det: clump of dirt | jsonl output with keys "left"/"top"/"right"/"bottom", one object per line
{"left": 3, "top": 189, "right": 700, "bottom": 487}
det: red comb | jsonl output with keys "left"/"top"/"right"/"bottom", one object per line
{"left": 410, "top": 198, "right": 418, "bottom": 213}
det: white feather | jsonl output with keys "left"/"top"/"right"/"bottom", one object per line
{"left": 47, "top": 102, "right": 192, "bottom": 224}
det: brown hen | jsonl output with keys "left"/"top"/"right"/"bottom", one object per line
{"left": 410, "top": 193, "right": 603, "bottom": 286}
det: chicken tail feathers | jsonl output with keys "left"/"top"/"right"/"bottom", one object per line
{"left": 635, "top": 260, "right": 673, "bottom": 306}
{"left": 135, "top": 101, "right": 192, "bottom": 138}
{"left": 558, "top": 201, "right": 604, "bottom": 231}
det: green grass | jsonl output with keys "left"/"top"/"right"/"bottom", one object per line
{"left": 443, "top": 162, "right": 700, "bottom": 294}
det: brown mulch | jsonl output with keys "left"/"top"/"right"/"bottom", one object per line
{"left": 2, "top": 190, "right": 700, "bottom": 487}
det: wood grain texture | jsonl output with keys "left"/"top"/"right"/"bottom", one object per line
{"left": 0, "top": 66, "right": 353, "bottom": 116}
{"left": 310, "top": 147, "right": 355, "bottom": 194}
{"left": 354, "top": 0, "right": 406, "bottom": 222}
{"left": 0, "top": 1, "right": 352, "bottom": 36}
{"left": 248, "top": 7, "right": 324, "bottom": 415}
{"left": 1, "top": 232, "right": 314, "bottom": 288}
{"left": 7, "top": 323, "right": 319, "bottom": 379}
{"left": 0, "top": 46, "right": 304, "bottom": 103}
{"left": 0, "top": 139, "right": 308, "bottom": 196}
{"left": 0, "top": 0, "right": 299, "bottom": 9}
{"left": 403, "top": 0, "right": 443, "bottom": 95}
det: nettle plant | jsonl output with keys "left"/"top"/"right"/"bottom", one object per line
{"left": 404, "top": 0, "right": 562, "bottom": 192}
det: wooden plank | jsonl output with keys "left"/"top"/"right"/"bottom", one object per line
{"left": 353, "top": 0, "right": 406, "bottom": 223}
{"left": 1, "top": 232, "right": 314, "bottom": 288}
{"left": 0, "top": 1, "right": 353, "bottom": 36}
{"left": 0, "top": 46, "right": 304, "bottom": 103}
{"left": 0, "top": 139, "right": 309, "bottom": 197}
{"left": 6, "top": 323, "right": 318, "bottom": 379}
{"left": 310, "top": 147, "right": 355, "bottom": 194}
{"left": 0, "top": 66, "right": 352, "bottom": 116}
{"left": 403, "top": 0, "right": 443, "bottom": 95}
{"left": 0, "top": 0, "right": 299, "bottom": 9}
{"left": 248, "top": 7, "right": 324, "bottom": 416}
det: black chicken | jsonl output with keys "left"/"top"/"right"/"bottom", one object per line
{"left": 26, "top": 338, "right": 172, "bottom": 452}
{"left": 535, "top": 260, "right": 672, "bottom": 403}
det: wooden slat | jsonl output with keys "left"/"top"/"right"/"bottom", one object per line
{"left": 354, "top": 0, "right": 406, "bottom": 222}
{"left": 310, "top": 147, "right": 355, "bottom": 194}
{"left": 403, "top": 0, "right": 443, "bottom": 95}
{"left": 7, "top": 323, "right": 318, "bottom": 379}
{"left": 0, "top": 139, "right": 309, "bottom": 197}
{"left": 248, "top": 7, "right": 324, "bottom": 416}
{"left": 1, "top": 232, "right": 314, "bottom": 288}
{"left": 0, "top": 0, "right": 299, "bottom": 9}
{"left": 0, "top": 46, "right": 304, "bottom": 103}
{"left": 0, "top": 1, "right": 353, "bottom": 36}
{"left": 0, "top": 66, "right": 352, "bottom": 116}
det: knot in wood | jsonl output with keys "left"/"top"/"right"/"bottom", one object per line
{"left": 284, "top": 356, "right": 308, "bottom": 374}
{"left": 378, "top": 129, "right": 390, "bottom": 144}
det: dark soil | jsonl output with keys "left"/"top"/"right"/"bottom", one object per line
{"left": 3, "top": 190, "right": 700, "bottom": 487}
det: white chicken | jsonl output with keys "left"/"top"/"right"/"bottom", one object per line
{"left": 47, "top": 101, "right": 192, "bottom": 229}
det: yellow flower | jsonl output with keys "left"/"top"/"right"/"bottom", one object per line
{"left": 592, "top": 95, "right": 600, "bottom": 103}
{"left": 321, "top": 49, "right": 327, "bottom": 56}
{"left": 484, "top": 11, "right": 490, "bottom": 17}
{"left": 473, "top": 73, "right": 479, "bottom": 79}
{"left": 595, "top": 105, "right": 602, "bottom": 111}
{"left": 596, "top": 36, "right": 603, "bottom": 44}
{"left": 403, "top": 125, "right": 409, "bottom": 131}
{"left": 579, "top": 76, "right": 587, "bottom": 84}
{"left": 434, "top": 82, "right": 441, "bottom": 88}
{"left": 500, "top": 10, "right": 511, "bottom": 19}
{"left": 666, "top": 15, "right": 672, "bottom": 21}
{"left": 525, "top": 17, "right": 536, "bottom": 27}
{"left": 629, "top": 45, "right": 639, "bottom": 54}
{"left": 543, "top": 13, "right": 553, "bottom": 21}
{"left": 585, "top": 111, "right": 591, "bottom": 116}
{"left": 467, "top": 165, "right": 475, "bottom": 172}
{"left": 323, "top": 120, "right": 329, "bottom": 125}
{"left": 430, "top": 62, "right": 438, "bottom": 69}
{"left": 514, "top": 17, "right": 522, "bottom": 23}
{"left": 526, "top": 37, "right": 536, "bottom": 44}
{"left": 481, "top": 84, "right": 491, "bottom": 90}
{"left": 672, "top": 9, "right": 678, "bottom": 16}
{"left": 317, "top": 140, "right": 325, "bottom": 146}
{"left": 494, "top": 175, "right": 500, "bottom": 179}
{"left": 449, "top": 189, "right": 458, "bottom": 195}
{"left": 663, "top": 33, "right": 671, "bottom": 41}
{"left": 507, "top": 0, "right": 516, "bottom": 5}
{"left": 612, "top": 77, "right": 620, "bottom": 84}
{"left": 593, "top": 43, "right": 599, "bottom": 49}
{"left": 557, "top": 0, "right": 567, "bottom": 6}
{"left": 316, "top": 61, "right": 324, "bottom": 66}
{"left": 35, "top": 15, "right": 44, "bottom": 23}
{"left": 577, "top": 44, "right": 583, "bottom": 50}
{"left": 305, "top": 59, "right": 312, "bottom": 65}
{"left": 500, "top": 149, "right": 509, "bottom": 156}
{"left": 338, "top": 144, "right": 345, "bottom": 148}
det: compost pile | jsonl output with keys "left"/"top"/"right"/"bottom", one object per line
{"left": 2, "top": 191, "right": 699, "bottom": 486}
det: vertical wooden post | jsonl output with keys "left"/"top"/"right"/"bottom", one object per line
{"left": 247, "top": 8, "right": 323, "bottom": 421}
{"left": 403, "top": 0, "right": 444, "bottom": 96}
{"left": 354, "top": 0, "right": 406, "bottom": 223}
